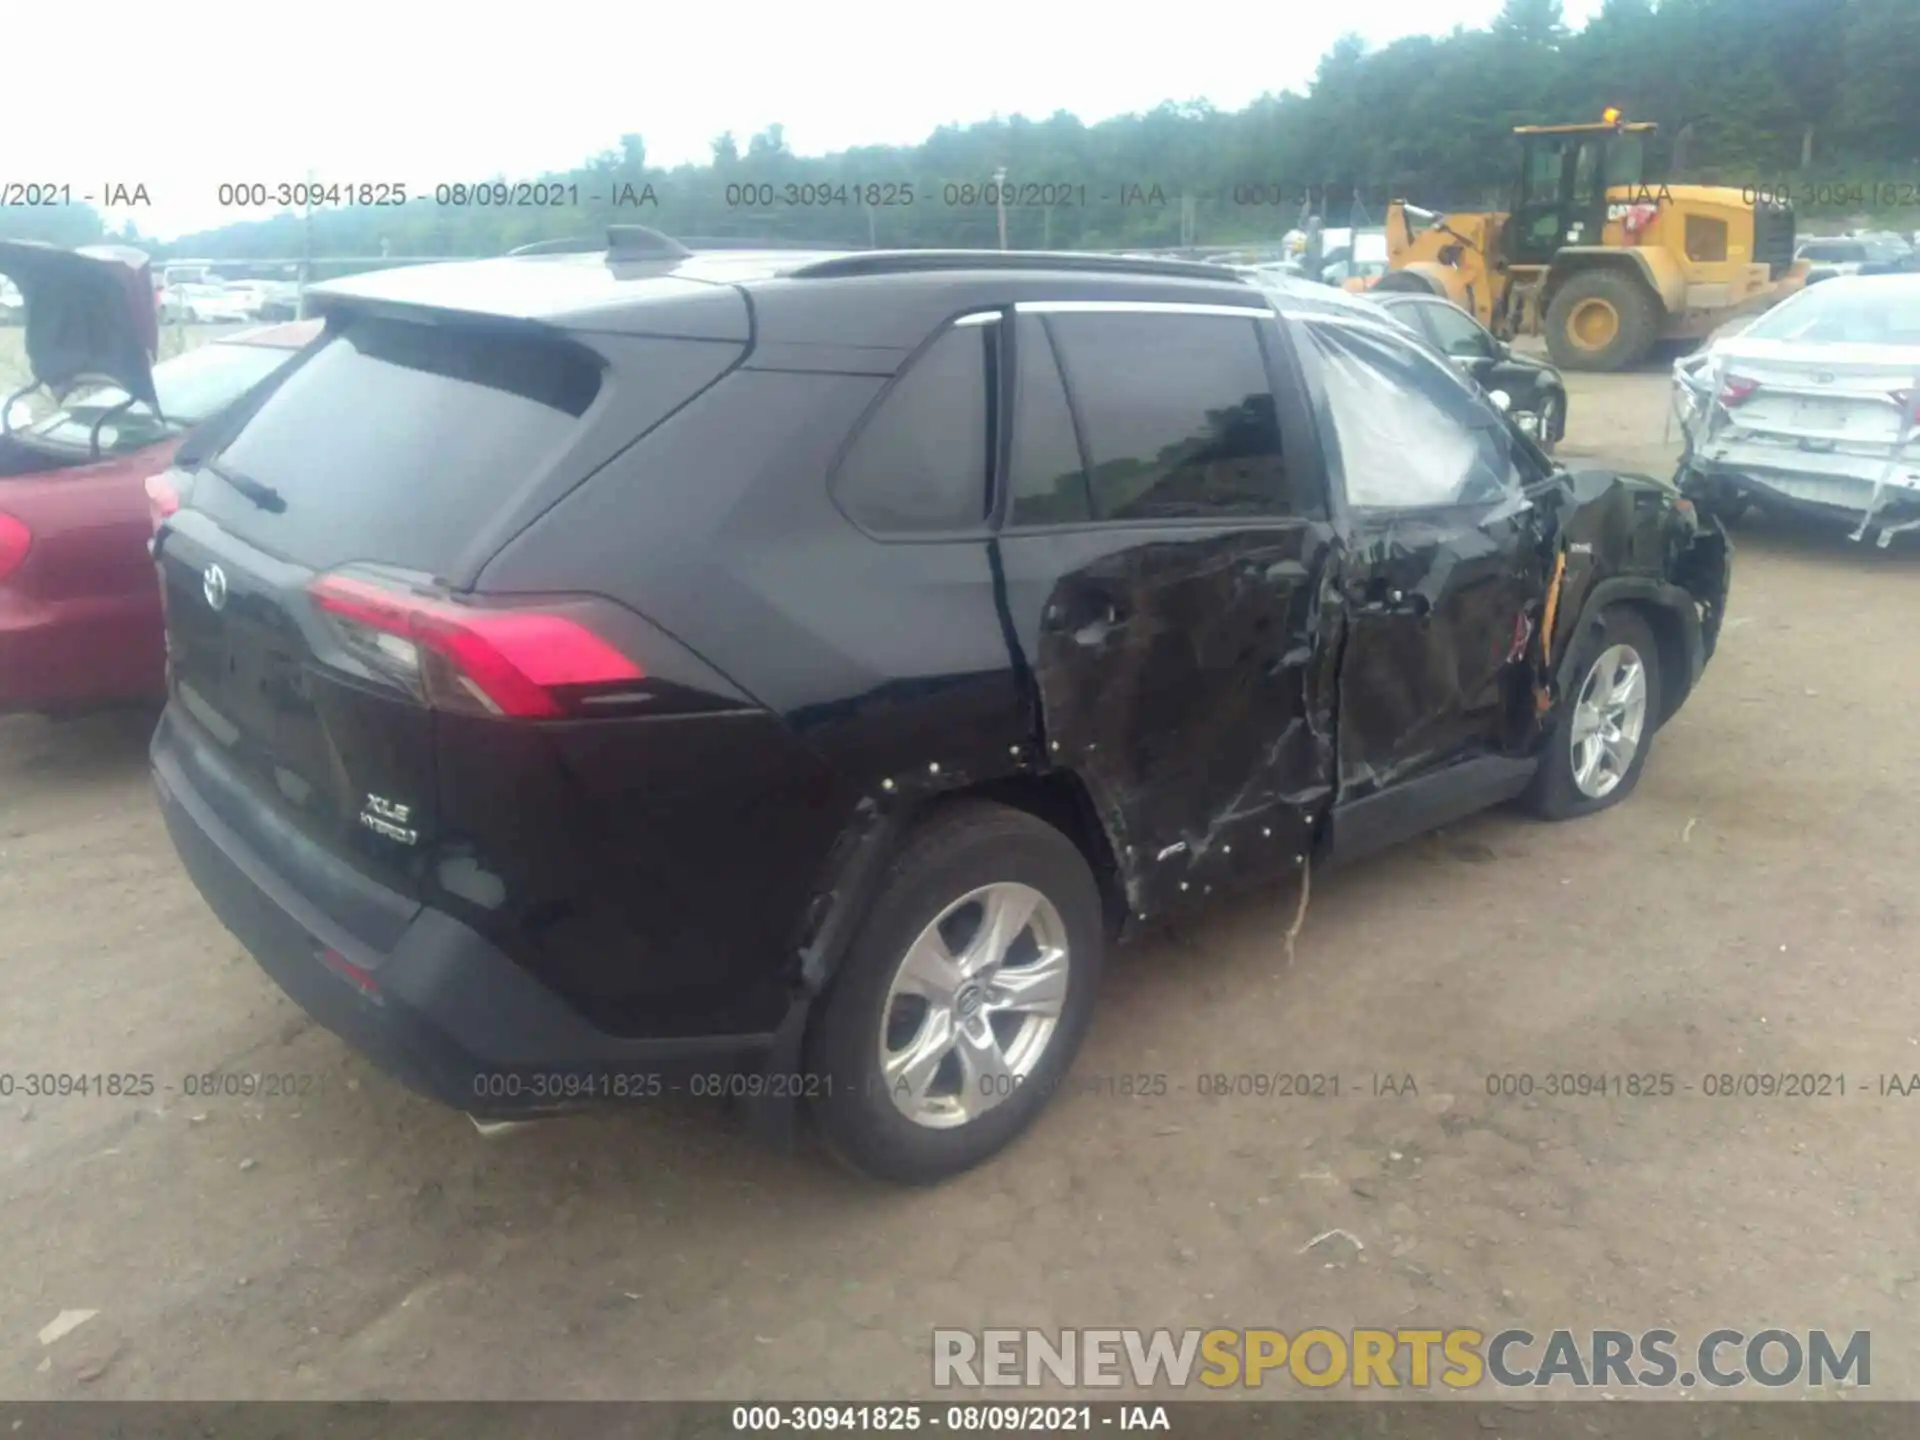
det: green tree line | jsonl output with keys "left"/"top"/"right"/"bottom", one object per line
{"left": 7, "top": 0, "right": 1917, "bottom": 261}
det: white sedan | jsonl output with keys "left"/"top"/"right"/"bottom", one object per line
{"left": 161, "top": 282, "right": 255, "bottom": 324}
{"left": 1674, "top": 274, "right": 1920, "bottom": 546}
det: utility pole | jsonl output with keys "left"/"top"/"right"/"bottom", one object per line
{"left": 993, "top": 165, "right": 1008, "bottom": 250}
{"left": 297, "top": 166, "right": 316, "bottom": 319}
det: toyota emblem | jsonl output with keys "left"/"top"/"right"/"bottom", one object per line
{"left": 202, "top": 563, "right": 229, "bottom": 612}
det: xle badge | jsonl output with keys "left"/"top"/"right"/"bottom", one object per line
{"left": 360, "top": 794, "right": 419, "bottom": 846}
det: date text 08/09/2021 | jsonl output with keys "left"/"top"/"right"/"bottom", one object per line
{"left": 731, "top": 1404, "right": 1162, "bottom": 1433}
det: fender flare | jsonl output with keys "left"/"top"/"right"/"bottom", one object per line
{"left": 1553, "top": 575, "right": 1706, "bottom": 723}
{"left": 742, "top": 802, "right": 911, "bottom": 1143}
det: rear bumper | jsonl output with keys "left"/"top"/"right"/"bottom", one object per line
{"left": 1680, "top": 450, "right": 1920, "bottom": 535}
{"left": 151, "top": 710, "right": 776, "bottom": 1118}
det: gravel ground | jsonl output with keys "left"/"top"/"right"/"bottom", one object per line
{"left": 2, "top": 355, "right": 1918, "bottom": 1401}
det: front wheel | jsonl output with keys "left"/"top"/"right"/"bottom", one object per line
{"left": 805, "top": 800, "right": 1105, "bottom": 1185}
{"left": 1544, "top": 270, "right": 1661, "bottom": 372}
{"left": 1523, "top": 606, "right": 1663, "bottom": 820}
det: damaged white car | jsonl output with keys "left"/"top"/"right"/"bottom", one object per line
{"left": 1673, "top": 274, "right": 1920, "bottom": 546}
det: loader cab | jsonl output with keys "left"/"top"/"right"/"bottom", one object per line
{"left": 1509, "top": 119, "right": 1654, "bottom": 266}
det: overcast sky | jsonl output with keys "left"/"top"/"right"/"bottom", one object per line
{"left": 17, "top": 0, "right": 1607, "bottom": 241}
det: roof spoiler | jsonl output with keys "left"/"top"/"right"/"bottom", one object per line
{"left": 507, "top": 226, "right": 692, "bottom": 260}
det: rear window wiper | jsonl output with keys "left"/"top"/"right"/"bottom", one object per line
{"left": 204, "top": 458, "right": 286, "bottom": 514}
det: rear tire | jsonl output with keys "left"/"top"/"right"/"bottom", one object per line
{"left": 1545, "top": 270, "right": 1661, "bottom": 372}
{"left": 805, "top": 801, "right": 1105, "bottom": 1185}
{"left": 1523, "top": 606, "right": 1663, "bottom": 821}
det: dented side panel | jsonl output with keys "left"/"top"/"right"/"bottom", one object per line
{"left": 1332, "top": 504, "right": 1547, "bottom": 799}
{"left": 997, "top": 522, "right": 1337, "bottom": 918}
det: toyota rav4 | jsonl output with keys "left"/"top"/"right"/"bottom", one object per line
{"left": 149, "top": 230, "right": 1732, "bottom": 1184}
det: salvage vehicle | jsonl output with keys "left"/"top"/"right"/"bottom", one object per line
{"left": 1673, "top": 273, "right": 1920, "bottom": 545}
{"left": 161, "top": 282, "right": 255, "bottom": 325}
{"left": 147, "top": 230, "right": 1731, "bottom": 1185}
{"left": 1370, "top": 291, "right": 1567, "bottom": 451}
{"left": 1377, "top": 111, "right": 1805, "bottom": 372}
{"left": 1794, "top": 233, "right": 1917, "bottom": 286}
{"left": 1, "top": 239, "right": 317, "bottom": 714}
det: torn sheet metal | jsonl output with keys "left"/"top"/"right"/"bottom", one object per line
{"left": 1526, "top": 467, "right": 1732, "bottom": 716}
{"left": 1328, "top": 503, "right": 1550, "bottom": 800}
{"left": 1022, "top": 524, "right": 1338, "bottom": 919}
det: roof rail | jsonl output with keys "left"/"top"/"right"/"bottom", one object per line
{"left": 674, "top": 236, "right": 857, "bottom": 251}
{"left": 788, "top": 250, "right": 1245, "bottom": 282}
{"left": 505, "top": 226, "right": 694, "bottom": 260}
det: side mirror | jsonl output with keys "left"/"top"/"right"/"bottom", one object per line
{"left": 1489, "top": 390, "right": 1513, "bottom": 412}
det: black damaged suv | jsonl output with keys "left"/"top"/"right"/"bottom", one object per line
{"left": 150, "top": 230, "right": 1731, "bottom": 1184}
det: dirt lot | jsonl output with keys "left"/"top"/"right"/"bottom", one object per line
{"left": 4, "top": 355, "right": 1919, "bottom": 1401}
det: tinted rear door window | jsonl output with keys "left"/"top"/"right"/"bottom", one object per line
{"left": 832, "top": 322, "right": 992, "bottom": 535}
{"left": 1045, "top": 311, "right": 1301, "bottom": 520}
{"left": 1007, "top": 316, "right": 1093, "bottom": 526}
{"left": 195, "top": 315, "right": 602, "bottom": 575}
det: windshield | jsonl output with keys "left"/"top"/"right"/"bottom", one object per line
{"left": 1609, "top": 131, "right": 1646, "bottom": 188}
{"left": 24, "top": 340, "right": 296, "bottom": 452}
{"left": 1741, "top": 279, "right": 1920, "bottom": 346}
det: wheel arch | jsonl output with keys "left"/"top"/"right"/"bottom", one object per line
{"left": 1553, "top": 578, "right": 1703, "bottom": 730}
{"left": 922, "top": 771, "right": 1130, "bottom": 940}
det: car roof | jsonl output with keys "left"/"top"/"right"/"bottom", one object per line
{"left": 306, "top": 245, "right": 1264, "bottom": 337}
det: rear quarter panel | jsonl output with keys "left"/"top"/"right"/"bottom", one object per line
{"left": 466, "top": 365, "right": 1028, "bottom": 1034}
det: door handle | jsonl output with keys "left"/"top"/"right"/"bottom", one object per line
{"left": 1047, "top": 595, "right": 1127, "bottom": 635}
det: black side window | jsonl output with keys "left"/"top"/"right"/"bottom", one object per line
{"left": 1007, "top": 316, "right": 1093, "bottom": 526}
{"left": 1418, "top": 301, "right": 1496, "bottom": 359}
{"left": 1300, "top": 320, "right": 1518, "bottom": 510}
{"left": 832, "top": 322, "right": 993, "bottom": 535}
{"left": 1046, "top": 311, "right": 1300, "bottom": 521}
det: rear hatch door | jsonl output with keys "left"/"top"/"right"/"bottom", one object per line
{"left": 156, "top": 306, "right": 745, "bottom": 943}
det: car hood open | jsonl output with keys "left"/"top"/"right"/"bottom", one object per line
{"left": 0, "top": 240, "right": 159, "bottom": 412}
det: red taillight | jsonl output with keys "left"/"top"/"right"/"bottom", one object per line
{"left": 0, "top": 513, "right": 30, "bottom": 582}
{"left": 144, "top": 472, "right": 181, "bottom": 532}
{"left": 308, "top": 573, "right": 643, "bottom": 718}
{"left": 1719, "top": 375, "right": 1759, "bottom": 407}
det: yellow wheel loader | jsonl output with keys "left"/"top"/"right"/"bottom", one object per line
{"left": 1377, "top": 113, "right": 1808, "bottom": 372}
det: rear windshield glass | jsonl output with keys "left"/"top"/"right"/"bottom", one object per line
{"left": 194, "top": 314, "right": 601, "bottom": 575}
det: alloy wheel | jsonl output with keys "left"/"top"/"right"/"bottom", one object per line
{"left": 877, "top": 882, "right": 1070, "bottom": 1130}
{"left": 1570, "top": 643, "right": 1648, "bottom": 799}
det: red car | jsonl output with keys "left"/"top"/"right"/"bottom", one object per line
{"left": 1, "top": 241, "right": 316, "bottom": 715}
